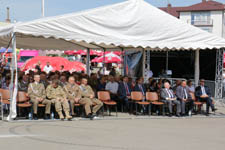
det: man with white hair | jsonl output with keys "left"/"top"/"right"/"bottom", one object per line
{"left": 176, "top": 80, "right": 194, "bottom": 116}
{"left": 64, "top": 76, "right": 81, "bottom": 116}
{"left": 160, "top": 81, "right": 181, "bottom": 117}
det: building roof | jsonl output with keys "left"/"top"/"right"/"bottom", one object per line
{"left": 159, "top": 5, "right": 185, "bottom": 18}
{"left": 177, "top": 0, "right": 225, "bottom": 12}
{"left": 159, "top": 1, "right": 225, "bottom": 18}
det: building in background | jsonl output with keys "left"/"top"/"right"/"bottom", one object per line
{"left": 0, "top": 22, "right": 10, "bottom": 27}
{"left": 160, "top": 0, "right": 225, "bottom": 38}
{"left": 0, "top": 7, "right": 11, "bottom": 26}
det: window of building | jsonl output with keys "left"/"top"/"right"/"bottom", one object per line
{"left": 191, "top": 11, "right": 211, "bottom": 25}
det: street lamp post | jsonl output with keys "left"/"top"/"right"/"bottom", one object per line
{"left": 42, "top": 0, "right": 45, "bottom": 17}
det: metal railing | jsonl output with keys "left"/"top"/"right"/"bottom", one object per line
{"left": 187, "top": 19, "right": 213, "bottom": 26}
{"left": 0, "top": 93, "right": 3, "bottom": 120}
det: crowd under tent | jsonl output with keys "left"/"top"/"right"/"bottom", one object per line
{"left": 0, "top": 0, "right": 225, "bottom": 120}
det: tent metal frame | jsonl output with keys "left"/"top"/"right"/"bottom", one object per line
{"left": 143, "top": 50, "right": 151, "bottom": 82}
{"left": 146, "top": 50, "right": 150, "bottom": 70}
{"left": 142, "top": 49, "right": 146, "bottom": 78}
{"left": 4, "top": 32, "right": 224, "bottom": 121}
{"left": 215, "top": 48, "right": 224, "bottom": 99}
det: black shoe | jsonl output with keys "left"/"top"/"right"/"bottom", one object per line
{"left": 212, "top": 108, "right": 218, "bottom": 112}
{"left": 44, "top": 114, "right": 50, "bottom": 120}
{"left": 86, "top": 113, "right": 94, "bottom": 120}
{"left": 168, "top": 114, "right": 172, "bottom": 117}
{"left": 206, "top": 113, "right": 210, "bottom": 116}
{"left": 33, "top": 114, "right": 38, "bottom": 120}
{"left": 181, "top": 113, "right": 186, "bottom": 117}
{"left": 72, "top": 114, "right": 76, "bottom": 117}
{"left": 134, "top": 112, "right": 142, "bottom": 115}
{"left": 13, "top": 117, "right": 18, "bottom": 120}
{"left": 176, "top": 114, "right": 181, "bottom": 117}
{"left": 86, "top": 113, "right": 92, "bottom": 118}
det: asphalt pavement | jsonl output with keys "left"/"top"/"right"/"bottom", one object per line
{"left": 0, "top": 116, "right": 225, "bottom": 150}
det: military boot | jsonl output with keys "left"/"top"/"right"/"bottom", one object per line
{"left": 58, "top": 111, "right": 64, "bottom": 121}
{"left": 65, "top": 111, "right": 72, "bottom": 121}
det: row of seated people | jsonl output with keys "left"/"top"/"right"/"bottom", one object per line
{"left": 117, "top": 77, "right": 217, "bottom": 116}
{"left": 1, "top": 74, "right": 217, "bottom": 119}
{"left": 18, "top": 75, "right": 103, "bottom": 120}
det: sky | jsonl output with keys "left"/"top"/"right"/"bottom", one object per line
{"left": 0, "top": 0, "right": 225, "bottom": 22}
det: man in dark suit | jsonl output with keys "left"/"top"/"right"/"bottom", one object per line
{"left": 176, "top": 80, "right": 194, "bottom": 116}
{"left": 97, "top": 77, "right": 106, "bottom": 91}
{"left": 118, "top": 76, "right": 132, "bottom": 112}
{"left": 160, "top": 81, "right": 181, "bottom": 117}
{"left": 134, "top": 77, "right": 146, "bottom": 96}
{"left": 134, "top": 77, "right": 147, "bottom": 113}
{"left": 195, "top": 79, "right": 217, "bottom": 115}
{"left": 40, "top": 72, "right": 49, "bottom": 89}
{"left": 18, "top": 74, "right": 29, "bottom": 92}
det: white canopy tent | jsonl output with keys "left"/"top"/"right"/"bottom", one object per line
{"left": 0, "top": 0, "right": 225, "bottom": 120}
{"left": 0, "top": 0, "right": 225, "bottom": 50}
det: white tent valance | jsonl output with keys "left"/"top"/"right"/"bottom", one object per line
{"left": 0, "top": 0, "right": 225, "bottom": 50}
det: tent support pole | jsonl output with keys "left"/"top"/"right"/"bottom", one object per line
{"left": 123, "top": 49, "right": 127, "bottom": 76}
{"left": 86, "top": 48, "right": 90, "bottom": 76}
{"left": 147, "top": 50, "right": 150, "bottom": 70}
{"left": 8, "top": 33, "right": 17, "bottom": 121}
{"left": 120, "top": 48, "right": 124, "bottom": 75}
{"left": 166, "top": 50, "right": 169, "bottom": 71}
{"left": 142, "top": 49, "right": 146, "bottom": 78}
{"left": 103, "top": 48, "right": 106, "bottom": 75}
{"left": 215, "top": 48, "right": 224, "bottom": 99}
{"left": 194, "top": 50, "right": 200, "bottom": 87}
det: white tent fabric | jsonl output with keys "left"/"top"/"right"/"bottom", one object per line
{"left": 0, "top": 0, "right": 225, "bottom": 50}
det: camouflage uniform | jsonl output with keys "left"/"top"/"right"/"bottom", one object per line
{"left": 27, "top": 82, "right": 51, "bottom": 114}
{"left": 79, "top": 84, "right": 103, "bottom": 115}
{"left": 64, "top": 83, "right": 81, "bottom": 115}
{"left": 46, "top": 84, "right": 72, "bottom": 119}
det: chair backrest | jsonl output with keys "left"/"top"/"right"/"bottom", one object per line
{"left": 0, "top": 88, "right": 11, "bottom": 100}
{"left": 189, "top": 92, "right": 196, "bottom": 101}
{"left": 17, "top": 91, "right": 29, "bottom": 103}
{"left": 146, "top": 92, "right": 158, "bottom": 102}
{"left": 131, "top": 91, "right": 143, "bottom": 101}
{"left": 97, "top": 91, "right": 110, "bottom": 101}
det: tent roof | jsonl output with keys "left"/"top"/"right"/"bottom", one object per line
{"left": 0, "top": 0, "right": 225, "bottom": 51}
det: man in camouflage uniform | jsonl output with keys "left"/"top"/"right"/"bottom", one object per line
{"left": 27, "top": 74, "right": 51, "bottom": 120}
{"left": 63, "top": 76, "right": 81, "bottom": 116}
{"left": 80, "top": 77, "right": 103, "bottom": 119}
{"left": 46, "top": 79, "right": 72, "bottom": 121}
